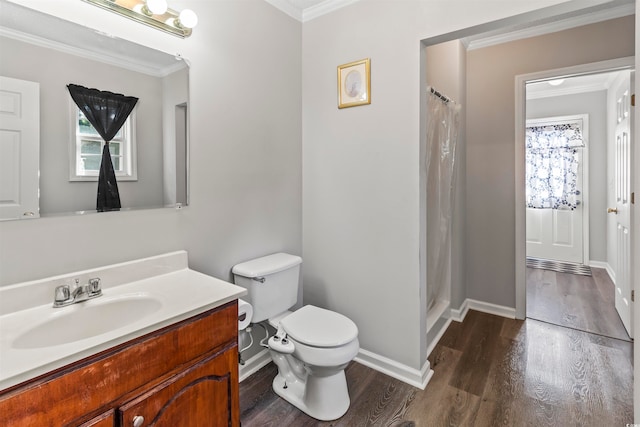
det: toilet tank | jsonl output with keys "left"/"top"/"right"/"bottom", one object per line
{"left": 232, "top": 253, "right": 302, "bottom": 323}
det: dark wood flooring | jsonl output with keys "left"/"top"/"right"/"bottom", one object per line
{"left": 526, "top": 266, "right": 631, "bottom": 341}
{"left": 240, "top": 310, "right": 633, "bottom": 426}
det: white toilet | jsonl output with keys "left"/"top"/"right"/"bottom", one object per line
{"left": 232, "top": 253, "right": 359, "bottom": 421}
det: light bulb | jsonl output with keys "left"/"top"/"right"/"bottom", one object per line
{"left": 548, "top": 79, "right": 565, "bottom": 86}
{"left": 178, "top": 9, "right": 198, "bottom": 29}
{"left": 145, "top": 0, "right": 168, "bottom": 15}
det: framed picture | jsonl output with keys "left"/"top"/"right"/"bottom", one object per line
{"left": 337, "top": 58, "right": 371, "bottom": 109}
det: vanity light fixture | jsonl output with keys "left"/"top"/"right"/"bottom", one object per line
{"left": 82, "top": 0, "right": 198, "bottom": 38}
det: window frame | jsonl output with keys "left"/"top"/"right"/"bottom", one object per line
{"left": 69, "top": 101, "right": 138, "bottom": 182}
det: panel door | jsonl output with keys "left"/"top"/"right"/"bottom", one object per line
{"left": 526, "top": 148, "right": 584, "bottom": 264}
{"left": 611, "top": 72, "right": 633, "bottom": 337}
{"left": 0, "top": 76, "right": 39, "bottom": 220}
{"left": 119, "top": 346, "right": 239, "bottom": 427}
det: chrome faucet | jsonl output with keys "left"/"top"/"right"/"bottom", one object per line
{"left": 53, "top": 278, "right": 102, "bottom": 307}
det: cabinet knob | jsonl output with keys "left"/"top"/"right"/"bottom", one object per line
{"left": 132, "top": 415, "right": 144, "bottom": 427}
{"left": 608, "top": 207, "right": 618, "bottom": 214}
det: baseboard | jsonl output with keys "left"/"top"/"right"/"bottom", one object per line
{"left": 589, "top": 260, "right": 615, "bottom": 284}
{"left": 426, "top": 317, "right": 452, "bottom": 357}
{"left": 451, "top": 298, "right": 516, "bottom": 322}
{"left": 354, "top": 348, "right": 434, "bottom": 390}
{"left": 239, "top": 348, "right": 271, "bottom": 382}
{"left": 239, "top": 299, "right": 515, "bottom": 387}
{"left": 450, "top": 299, "right": 470, "bottom": 322}
{"left": 239, "top": 345, "right": 435, "bottom": 390}
{"left": 588, "top": 260, "right": 608, "bottom": 269}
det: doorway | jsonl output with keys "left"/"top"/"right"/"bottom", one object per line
{"left": 516, "top": 59, "right": 635, "bottom": 341}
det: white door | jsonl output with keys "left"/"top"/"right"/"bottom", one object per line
{"left": 611, "top": 72, "right": 633, "bottom": 337}
{"left": 526, "top": 116, "right": 586, "bottom": 264}
{"left": 0, "top": 76, "right": 40, "bottom": 220}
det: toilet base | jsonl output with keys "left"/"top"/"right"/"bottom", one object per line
{"left": 272, "top": 370, "right": 350, "bottom": 421}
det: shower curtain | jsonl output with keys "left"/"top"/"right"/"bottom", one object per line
{"left": 425, "top": 88, "right": 461, "bottom": 312}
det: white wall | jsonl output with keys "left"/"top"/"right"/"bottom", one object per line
{"left": 527, "top": 90, "right": 608, "bottom": 264}
{"left": 0, "top": 0, "right": 302, "bottom": 289}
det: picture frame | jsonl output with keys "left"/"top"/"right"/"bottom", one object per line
{"left": 337, "top": 58, "right": 371, "bottom": 109}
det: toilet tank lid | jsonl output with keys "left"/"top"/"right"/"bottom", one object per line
{"left": 232, "top": 253, "right": 302, "bottom": 278}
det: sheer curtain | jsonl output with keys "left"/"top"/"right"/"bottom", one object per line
{"left": 67, "top": 84, "right": 138, "bottom": 212}
{"left": 525, "top": 122, "right": 584, "bottom": 210}
{"left": 425, "top": 88, "right": 460, "bottom": 312}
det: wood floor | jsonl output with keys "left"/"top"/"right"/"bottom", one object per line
{"left": 526, "top": 266, "right": 631, "bottom": 341}
{"left": 240, "top": 310, "right": 633, "bottom": 426}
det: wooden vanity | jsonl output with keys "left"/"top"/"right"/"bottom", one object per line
{"left": 0, "top": 301, "right": 240, "bottom": 426}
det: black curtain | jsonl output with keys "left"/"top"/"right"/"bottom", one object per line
{"left": 67, "top": 84, "right": 138, "bottom": 212}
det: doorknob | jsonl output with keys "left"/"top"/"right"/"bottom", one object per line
{"left": 607, "top": 208, "right": 618, "bottom": 214}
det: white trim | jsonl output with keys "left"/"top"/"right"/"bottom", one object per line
{"left": 588, "top": 260, "right": 609, "bottom": 269}
{"left": 239, "top": 348, "right": 272, "bottom": 382}
{"left": 354, "top": 349, "right": 433, "bottom": 390}
{"left": 239, "top": 345, "right": 435, "bottom": 390}
{"left": 426, "top": 317, "right": 452, "bottom": 357}
{"left": 450, "top": 298, "right": 470, "bottom": 322}
{"left": 302, "top": 0, "right": 361, "bottom": 22}
{"left": 464, "top": 3, "right": 634, "bottom": 51}
{"left": 515, "top": 57, "right": 635, "bottom": 320}
{"left": 264, "top": 0, "right": 362, "bottom": 23}
{"left": 241, "top": 298, "right": 515, "bottom": 387}
{"left": 263, "top": 0, "right": 302, "bottom": 21}
{"left": 451, "top": 298, "right": 516, "bottom": 322}
{"left": 466, "top": 299, "right": 516, "bottom": 319}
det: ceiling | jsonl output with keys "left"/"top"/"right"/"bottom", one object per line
{"left": 527, "top": 71, "right": 624, "bottom": 99}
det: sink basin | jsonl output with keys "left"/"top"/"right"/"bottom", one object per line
{"left": 12, "top": 295, "right": 163, "bottom": 349}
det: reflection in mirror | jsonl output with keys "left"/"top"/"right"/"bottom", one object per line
{"left": 0, "top": 0, "right": 189, "bottom": 220}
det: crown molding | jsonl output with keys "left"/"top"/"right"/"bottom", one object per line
{"left": 264, "top": 0, "right": 302, "bottom": 21}
{"left": 302, "top": 0, "right": 361, "bottom": 22}
{"left": 264, "top": 0, "right": 361, "bottom": 23}
{"left": 0, "top": 26, "right": 183, "bottom": 77}
{"left": 463, "top": 2, "right": 634, "bottom": 51}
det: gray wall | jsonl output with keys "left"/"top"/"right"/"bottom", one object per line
{"left": 466, "top": 15, "right": 634, "bottom": 308}
{"left": 527, "top": 90, "right": 608, "bottom": 264}
{"left": 300, "top": 0, "right": 594, "bottom": 371}
{"left": 0, "top": 0, "right": 302, "bottom": 291}
{"left": 0, "top": 36, "right": 165, "bottom": 213}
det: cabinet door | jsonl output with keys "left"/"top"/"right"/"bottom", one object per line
{"left": 119, "top": 346, "right": 239, "bottom": 427}
{"left": 77, "top": 410, "right": 114, "bottom": 427}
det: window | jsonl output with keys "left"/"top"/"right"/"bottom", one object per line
{"left": 70, "top": 105, "right": 137, "bottom": 181}
{"left": 525, "top": 117, "right": 585, "bottom": 210}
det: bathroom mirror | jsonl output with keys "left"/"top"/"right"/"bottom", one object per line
{"left": 0, "top": 1, "right": 189, "bottom": 220}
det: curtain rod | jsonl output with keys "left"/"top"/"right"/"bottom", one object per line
{"left": 427, "top": 86, "right": 455, "bottom": 104}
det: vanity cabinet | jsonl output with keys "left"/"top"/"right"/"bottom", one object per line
{"left": 0, "top": 301, "right": 240, "bottom": 427}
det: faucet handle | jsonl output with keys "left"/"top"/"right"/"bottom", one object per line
{"left": 88, "top": 278, "right": 102, "bottom": 295}
{"left": 53, "top": 285, "right": 71, "bottom": 306}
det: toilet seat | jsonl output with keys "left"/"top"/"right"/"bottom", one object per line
{"left": 280, "top": 305, "right": 358, "bottom": 348}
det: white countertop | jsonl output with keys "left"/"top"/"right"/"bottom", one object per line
{"left": 0, "top": 252, "right": 246, "bottom": 390}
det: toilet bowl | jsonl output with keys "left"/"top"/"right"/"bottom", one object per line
{"left": 232, "top": 253, "right": 359, "bottom": 421}
{"left": 267, "top": 305, "right": 359, "bottom": 421}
